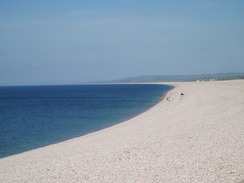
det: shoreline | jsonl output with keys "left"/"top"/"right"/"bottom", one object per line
{"left": 0, "top": 83, "right": 173, "bottom": 159}
{"left": 0, "top": 80, "right": 243, "bottom": 182}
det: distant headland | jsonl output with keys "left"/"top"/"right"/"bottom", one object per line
{"left": 94, "top": 72, "right": 244, "bottom": 83}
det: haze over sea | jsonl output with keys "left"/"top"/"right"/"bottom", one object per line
{"left": 0, "top": 84, "right": 172, "bottom": 158}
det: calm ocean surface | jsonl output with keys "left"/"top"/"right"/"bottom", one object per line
{"left": 0, "top": 84, "right": 172, "bottom": 158}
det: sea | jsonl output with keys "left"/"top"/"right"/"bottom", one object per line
{"left": 0, "top": 84, "right": 173, "bottom": 158}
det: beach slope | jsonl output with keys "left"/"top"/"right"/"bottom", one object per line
{"left": 0, "top": 80, "right": 243, "bottom": 183}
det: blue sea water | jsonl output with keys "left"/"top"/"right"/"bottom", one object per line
{"left": 0, "top": 84, "right": 172, "bottom": 158}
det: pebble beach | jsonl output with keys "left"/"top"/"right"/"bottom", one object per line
{"left": 0, "top": 80, "right": 243, "bottom": 183}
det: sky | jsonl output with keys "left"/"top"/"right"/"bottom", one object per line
{"left": 0, "top": 0, "right": 244, "bottom": 85}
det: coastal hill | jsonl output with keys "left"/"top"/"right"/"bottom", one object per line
{"left": 97, "top": 72, "right": 244, "bottom": 83}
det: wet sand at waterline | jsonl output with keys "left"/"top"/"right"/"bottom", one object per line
{"left": 0, "top": 80, "right": 243, "bottom": 183}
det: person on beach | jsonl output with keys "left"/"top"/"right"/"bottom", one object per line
{"left": 180, "top": 93, "right": 184, "bottom": 100}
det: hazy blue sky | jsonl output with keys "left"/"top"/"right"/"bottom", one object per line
{"left": 0, "top": 0, "right": 244, "bottom": 85}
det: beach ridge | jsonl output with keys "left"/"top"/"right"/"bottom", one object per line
{"left": 0, "top": 80, "right": 243, "bottom": 183}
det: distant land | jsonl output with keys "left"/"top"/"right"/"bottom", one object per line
{"left": 95, "top": 73, "right": 244, "bottom": 83}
